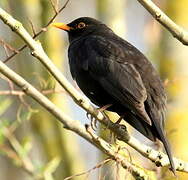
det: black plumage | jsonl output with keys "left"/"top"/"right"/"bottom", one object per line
{"left": 52, "top": 17, "right": 175, "bottom": 173}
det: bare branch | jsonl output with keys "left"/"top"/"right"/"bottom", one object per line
{"left": 136, "top": 0, "right": 188, "bottom": 45}
{"left": 0, "top": 74, "right": 14, "bottom": 91}
{"left": 64, "top": 158, "right": 112, "bottom": 180}
{"left": 28, "top": 18, "right": 37, "bottom": 36}
{"left": 0, "top": 45, "right": 148, "bottom": 180}
{"left": 3, "top": 45, "right": 26, "bottom": 63}
{"left": 49, "top": 0, "right": 58, "bottom": 14}
{"left": 2, "top": 0, "right": 70, "bottom": 63}
{"left": 0, "top": 38, "right": 19, "bottom": 54}
{"left": 85, "top": 125, "right": 150, "bottom": 180}
{"left": 2, "top": 44, "right": 9, "bottom": 57}
{"left": 0, "top": 89, "right": 66, "bottom": 96}
{"left": 0, "top": 6, "right": 188, "bottom": 175}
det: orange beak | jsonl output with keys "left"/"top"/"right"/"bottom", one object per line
{"left": 51, "top": 22, "right": 71, "bottom": 31}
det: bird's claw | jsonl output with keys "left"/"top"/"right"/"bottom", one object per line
{"left": 86, "top": 112, "right": 98, "bottom": 130}
{"left": 98, "top": 104, "right": 112, "bottom": 112}
{"left": 115, "top": 115, "right": 125, "bottom": 124}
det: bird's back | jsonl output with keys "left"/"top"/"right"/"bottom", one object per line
{"left": 68, "top": 32, "right": 166, "bottom": 139}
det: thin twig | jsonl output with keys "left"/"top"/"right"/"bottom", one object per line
{"left": 3, "top": 44, "right": 9, "bottom": 57}
{"left": 28, "top": 18, "right": 37, "bottom": 36}
{"left": 18, "top": 94, "right": 31, "bottom": 108}
{"left": 64, "top": 159, "right": 112, "bottom": 180}
{"left": 49, "top": 0, "right": 58, "bottom": 14}
{"left": 3, "top": 0, "right": 70, "bottom": 63}
{"left": 0, "top": 38, "right": 19, "bottom": 54}
{"left": 0, "top": 74, "right": 14, "bottom": 92}
{"left": 0, "top": 89, "right": 66, "bottom": 96}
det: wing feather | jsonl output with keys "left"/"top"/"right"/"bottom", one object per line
{"left": 84, "top": 36, "right": 152, "bottom": 125}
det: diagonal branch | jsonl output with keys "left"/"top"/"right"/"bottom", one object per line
{"left": 3, "top": 0, "right": 70, "bottom": 63}
{"left": 0, "top": 6, "right": 188, "bottom": 174}
{"left": 0, "top": 89, "right": 65, "bottom": 96}
{"left": 0, "top": 47, "right": 148, "bottom": 180}
{"left": 136, "top": 0, "right": 188, "bottom": 45}
{"left": 0, "top": 38, "right": 19, "bottom": 56}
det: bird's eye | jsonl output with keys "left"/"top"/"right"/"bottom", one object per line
{"left": 77, "top": 22, "right": 86, "bottom": 29}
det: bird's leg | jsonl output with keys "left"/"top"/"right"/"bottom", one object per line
{"left": 86, "top": 104, "right": 112, "bottom": 131}
{"left": 115, "top": 114, "right": 125, "bottom": 124}
{"left": 96, "top": 104, "right": 112, "bottom": 128}
{"left": 112, "top": 114, "right": 126, "bottom": 144}
{"left": 98, "top": 104, "right": 112, "bottom": 112}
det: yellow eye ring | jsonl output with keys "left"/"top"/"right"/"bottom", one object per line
{"left": 77, "top": 22, "right": 86, "bottom": 29}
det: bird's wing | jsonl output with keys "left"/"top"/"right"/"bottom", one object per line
{"left": 84, "top": 36, "right": 152, "bottom": 125}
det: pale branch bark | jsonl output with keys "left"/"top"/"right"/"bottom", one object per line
{"left": 85, "top": 125, "right": 151, "bottom": 180}
{"left": 64, "top": 159, "right": 112, "bottom": 180}
{"left": 136, "top": 0, "right": 188, "bottom": 45}
{"left": 0, "top": 89, "right": 66, "bottom": 96}
{"left": 0, "top": 54, "right": 148, "bottom": 180}
{"left": 2, "top": 0, "right": 70, "bottom": 63}
{"left": 0, "top": 38, "right": 19, "bottom": 54}
{"left": 0, "top": 7, "right": 188, "bottom": 174}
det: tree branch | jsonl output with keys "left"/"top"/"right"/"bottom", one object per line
{"left": 136, "top": 0, "right": 188, "bottom": 45}
{"left": 0, "top": 6, "right": 188, "bottom": 174}
{"left": 0, "top": 89, "right": 66, "bottom": 96}
{"left": 0, "top": 46, "right": 148, "bottom": 180}
{"left": 2, "top": 0, "right": 70, "bottom": 63}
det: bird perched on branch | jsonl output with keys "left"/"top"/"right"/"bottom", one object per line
{"left": 52, "top": 17, "right": 175, "bottom": 173}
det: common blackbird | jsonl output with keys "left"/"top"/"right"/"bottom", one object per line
{"left": 52, "top": 17, "right": 175, "bottom": 173}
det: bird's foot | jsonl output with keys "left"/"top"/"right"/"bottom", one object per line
{"left": 113, "top": 115, "right": 130, "bottom": 142}
{"left": 86, "top": 112, "right": 98, "bottom": 131}
{"left": 115, "top": 115, "right": 125, "bottom": 124}
{"left": 86, "top": 104, "right": 112, "bottom": 131}
{"left": 109, "top": 116, "right": 125, "bottom": 144}
{"left": 109, "top": 124, "right": 128, "bottom": 144}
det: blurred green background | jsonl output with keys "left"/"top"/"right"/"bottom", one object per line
{"left": 0, "top": 0, "right": 188, "bottom": 179}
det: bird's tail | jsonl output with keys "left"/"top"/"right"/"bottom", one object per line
{"left": 154, "top": 122, "right": 176, "bottom": 175}
{"left": 121, "top": 111, "right": 176, "bottom": 174}
{"left": 126, "top": 112, "right": 176, "bottom": 175}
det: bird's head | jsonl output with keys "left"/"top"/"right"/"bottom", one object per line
{"left": 52, "top": 17, "right": 111, "bottom": 43}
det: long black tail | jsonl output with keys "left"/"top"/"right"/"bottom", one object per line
{"left": 122, "top": 111, "right": 176, "bottom": 174}
{"left": 154, "top": 122, "right": 176, "bottom": 175}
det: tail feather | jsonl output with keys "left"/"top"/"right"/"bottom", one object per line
{"left": 122, "top": 111, "right": 176, "bottom": 174}
{"left": 144, "top": 96, "right": 176, "bottom": 174}
{"left": 123, "top": 111, "right": 157, "bottom": 141}
{"left": 153, "top": 121, "right": 176, "bottom": 175}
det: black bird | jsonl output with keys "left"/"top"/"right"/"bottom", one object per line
{"left": 52, "top": 17, "right": 175, "bottom": 173}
